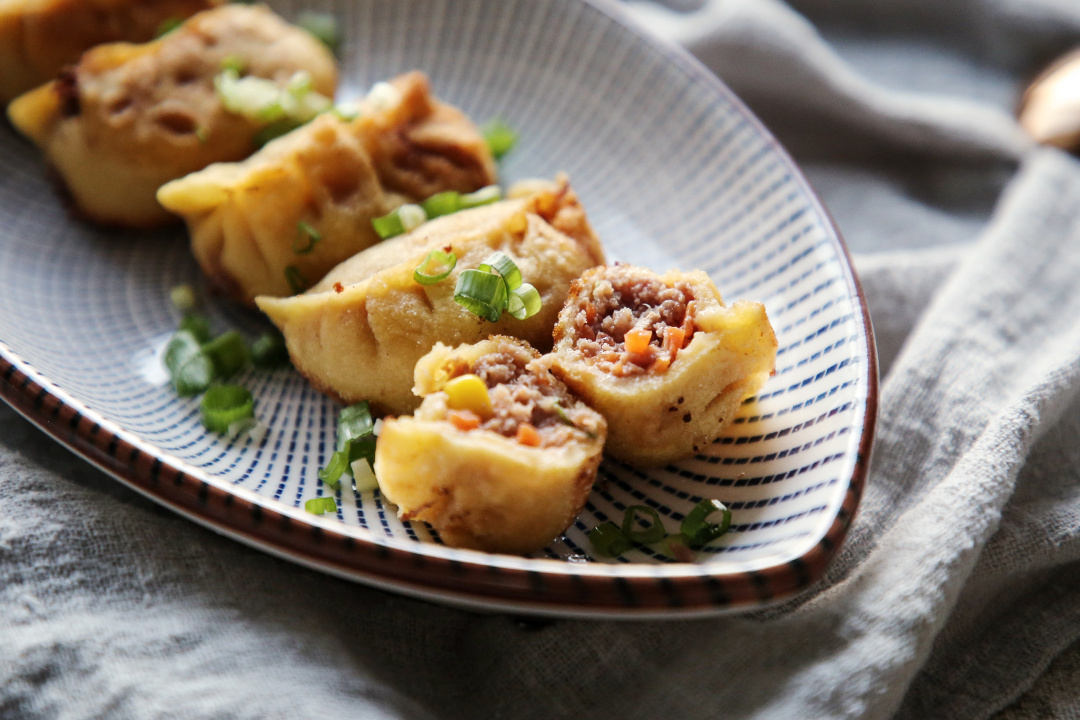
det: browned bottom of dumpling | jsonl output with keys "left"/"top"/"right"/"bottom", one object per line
{"left": 551, "top": 264, "right": 777, "bottom": 466}
{"left": 374, "top": 337, "right": 606, "bottom": 554}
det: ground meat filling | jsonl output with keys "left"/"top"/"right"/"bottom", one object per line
{"left": 567, "top": 268, "right": 697, "bottom": 376}
{"left": 448, "top": 342, "right": 600, "bottom": 447}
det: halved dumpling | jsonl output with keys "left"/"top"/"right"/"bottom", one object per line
{"left": 550, "top": 264, "right": 777, "bottom": 466}
{"left": 6, "top": 4, "right": 337, "bottom": 228}
{"left": 157, "top": 71, "right": 497, "bottom": 304}
{"left": 0, "top": 0, "right": 223, "bottom": 103}
{"left": 375, "top": 336, "right": 607, "bottom": 554}
{"left": 256, "top": 177, "right": 605, "bottom": 415}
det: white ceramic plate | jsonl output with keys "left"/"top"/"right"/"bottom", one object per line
{"left": 0, "top": 0, "right": 876, "bottom": 618}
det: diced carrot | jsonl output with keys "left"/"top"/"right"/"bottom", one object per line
{"left": 624, "top": 327, "right": 652, "bottom": 355}
{"left": 681, "top": 301, "right": 697, "bottom": 337}
{"left": 448, "top": 410, "right": 480, "bottom": 431}
{"left": 650, "top": 356, "right": 671, "bottom": 373}
{"left": 515, "top": 423, "right": 541, "bottom": 447}
{"left": 664, "top": 326, "right": 686, "bottom": 353}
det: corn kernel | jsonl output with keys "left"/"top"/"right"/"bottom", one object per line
{"left": 444, "top": 374, "right": 493, "bottom": 418}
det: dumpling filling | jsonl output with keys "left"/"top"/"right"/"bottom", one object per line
{"left": 419, "top": 339, "right": 603, "bottom": 448}
{"left": 562, "top": 264, "right": 695, "bottom": 376}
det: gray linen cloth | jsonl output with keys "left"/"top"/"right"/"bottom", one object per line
{"left": 5, "top": 0, "right": 1080, "bottom": 717}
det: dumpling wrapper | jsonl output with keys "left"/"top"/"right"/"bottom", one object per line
{"left": 550, "top": 264, "right": 777, "bottom": 466}
{"left": 257, "top": 177, "right": 605, "bottom": 415}
{"left": 6, "top": 4, "right": 337, "bottom": 228}
{"left": 375, "top": 337, "right": 607, "bottom": 554}
{"left": 157, "top": 71, "right": 497, "bottom": 303}
{"left": 0, "top": 0, "right": 222, "bottom": 103}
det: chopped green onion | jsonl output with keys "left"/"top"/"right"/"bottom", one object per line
{"left": 170, "top": 284, "right": 198, "bottom": 313}
{"left": 421, "top": 191, "right": 463, "bottom": 218}
{"left": 226, "top": 417, "right": 259, "bottom": 440}
{"left": 331, "top": 101, "right": 360, "bottom": 122}
{"left": 221, "top": 55, "right": 246, "bottom": 74}
{"left": 251, "top": 330, "right": 289, "bottom": 368}
{"left": 155, "top": 17, "right": 183, "bottom": 38}
{"left": 351, "top": 458, "right": 378, "bottom": 492}
{"left": 293, "top": 220, "right": 321, "bottom": 254}
{"left": 337, "top": 401, "right": 374, "bottom": 450}
{"left": 372, "top": 209, "right": 405, "bottom": 239}
{"left": 454, "top": 268, "right": 509, "bottom": 322}
{"left": 680, "top": 499, "right": 732, "bottom": 547}
{"left": 194, "top": 125, "right": 208, "bottom": 144}
{"left": 481, "top": 118, "right": 518, "bottom": 159}
{"left": 296, "top": 11, "right": 341, "bottom": 54}
{"left": 482, "top": 251, "right": 522, "bottom": 290}
{"left": 305, "top": 497, "right": 337, "bottom": 515}
{"left": 202, "top": 330, "right": 249, "bottom": 378}
{"left": 318, "top": 450, "right": 349, "bottom": 490}
{"left": 461, "top": 185, "right": 502, "bottom": 209}
{"left": 366, "top": 81, "right": 402, "bottom": 112}
{"left": 253, "top": 117, "right": 303, "bottom": 148}
{"left": 163, "top": 330, "right": 214, "bottom": 396}
{"left": 414, "top": 249, "right": 457, "bottom": 285}
{"left": 399, "top": 204, "right": 427, "bottom": 232}
{"left": 177, "top": 314, "right": 212, "bottom": 343}
{"left": 200, "top": 384, "right": 254, "bottom": 434}
{"left": 589, "top": 522, "right": 633, "bottom": 557}
{"left": 506, "top": 283, "right": 542, "bottom": 320}
{"left": 622, "top": 505, "right": 666, "bottom": 545}
{"left": 284, "top": 265, "right": 307, "bottom": 294}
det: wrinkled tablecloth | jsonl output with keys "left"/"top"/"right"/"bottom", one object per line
{"left": 5, "top": 0, "right": 1080, "bottom": 717}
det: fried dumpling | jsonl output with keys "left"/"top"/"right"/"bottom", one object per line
{"left": 375, "top": 336, "right": 607, "bottom": 554}
{"left": 550, "top": 264, "right": 777, "bottom": 466}
{"left": 0, "top": 0, "right": 223, "bottom": 103}
{"left": 157, "top": 71, "right": 497, "bottom": 304}
{"left": 257, "top": 178, "right": 605, "bottom": 415}
{"left": 6, "top": 4, "right": 337, "bottom": 229}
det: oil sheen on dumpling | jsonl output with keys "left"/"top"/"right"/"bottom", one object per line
{"left": 0, "top": 0, "right": 223, "bottom": 103}
{"left": 550, "top": 264, "right": 778, "bottom": 466}
{"left": 375, "top": 337, "right": 607, "bottom": 554}
{"left": 256, "top": 177, "right": 605, "bottom": 415}
{"left": 157, "top": 71, "right": 497, "bottom": 304}
{"left": 6, "top": 4, "right": 337, "bottom": 228}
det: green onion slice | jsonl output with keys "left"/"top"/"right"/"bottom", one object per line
{"left": 680, "top": 499, "right": 732, "bottom": 547}
{"left": 481, "top": 119, "right": 518, "bottom": 160}
{"left": 293, "top": 220, "right": 321, "bottom": 254}
{"left": 253, "top": 117, "right": 302, "bottom": 148}
{"left": 200, "top": 384, "right": 254, "bottom": 434}
{"left": 337, "top": 401, "right": 374, "bottom": 450}
{"left": 177, "top": 314, "right": 212, "bottom": 343}
{"left": 351, "top": 458, "right": 379, "bottom": 492}
{"left": 421, "top": 191, "right": 462, "bottom": 219}
{"left": 460, "top": 185, "right": 502, "bottom": 209}
{"left": 317, "top": 450, "right": 349, "bottom": 490}
{"left": 414, "top": 249, "right": 457, "bottom": 285}
{"left": 622, "top": 505, "right": 667, "bottom": 545}
{"left": 454, "top": 269, "right": 508, "bottom": 322}
{"left": 296, "top": 11, "right": 341, "bottom": 55}
{"left": 305, "top": 497, "right": 338, "bottom": 515}
{"left": 251, "top": 330, "right": 290, "bottom": 368}
{"left": 163, "top": 330, "right": 214, "bottom": 397}
{"left": 331, "top": 102, "right": 361, "bottom": 122}
{"left": 284, "top": 265, "right": 307, "bottom": 295}
{"left": 507, "top": 283, "right": 541, "bottom": 320}
{"left": 481, "top": 251, "right": 522, "bottom": 290}
{"left": 170, "top": 284, "right": 198, "bottom": 313}
{"left": 589, "top": 522, "right": 633, "bottom": 557}
{"left": 221, "top": 55, "right": 246, "bottom": 74}
{"left": 372, "top": 209, "right": 406, "bottom": 240}
{"left": 202, "top": 330, "right": 249, "bottom": 379}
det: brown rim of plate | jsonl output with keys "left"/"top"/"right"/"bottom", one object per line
{"left": 0, "top": 0, "right": 878, "bottom": 617}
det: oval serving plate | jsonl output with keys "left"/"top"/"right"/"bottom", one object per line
{"left": 0, "top": 0, "right": 876, "bottom": 619}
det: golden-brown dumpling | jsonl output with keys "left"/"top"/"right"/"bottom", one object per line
{"left": 0, "top": 0, "right": 223, "bottom": 103}
{"left": 256, "top": 178, "right": 605, "bottom": 415}
{"left": 157, "top": 71, "right": 497, "bottom": 304}
{"left": 375, "top": 336, "right": 607, "bottom": 554}
{"left": 550, "top": 264, "right": 777, "bottom": 466}
{"left": 6, "top": 4, "right": 337, "bottom": 228}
